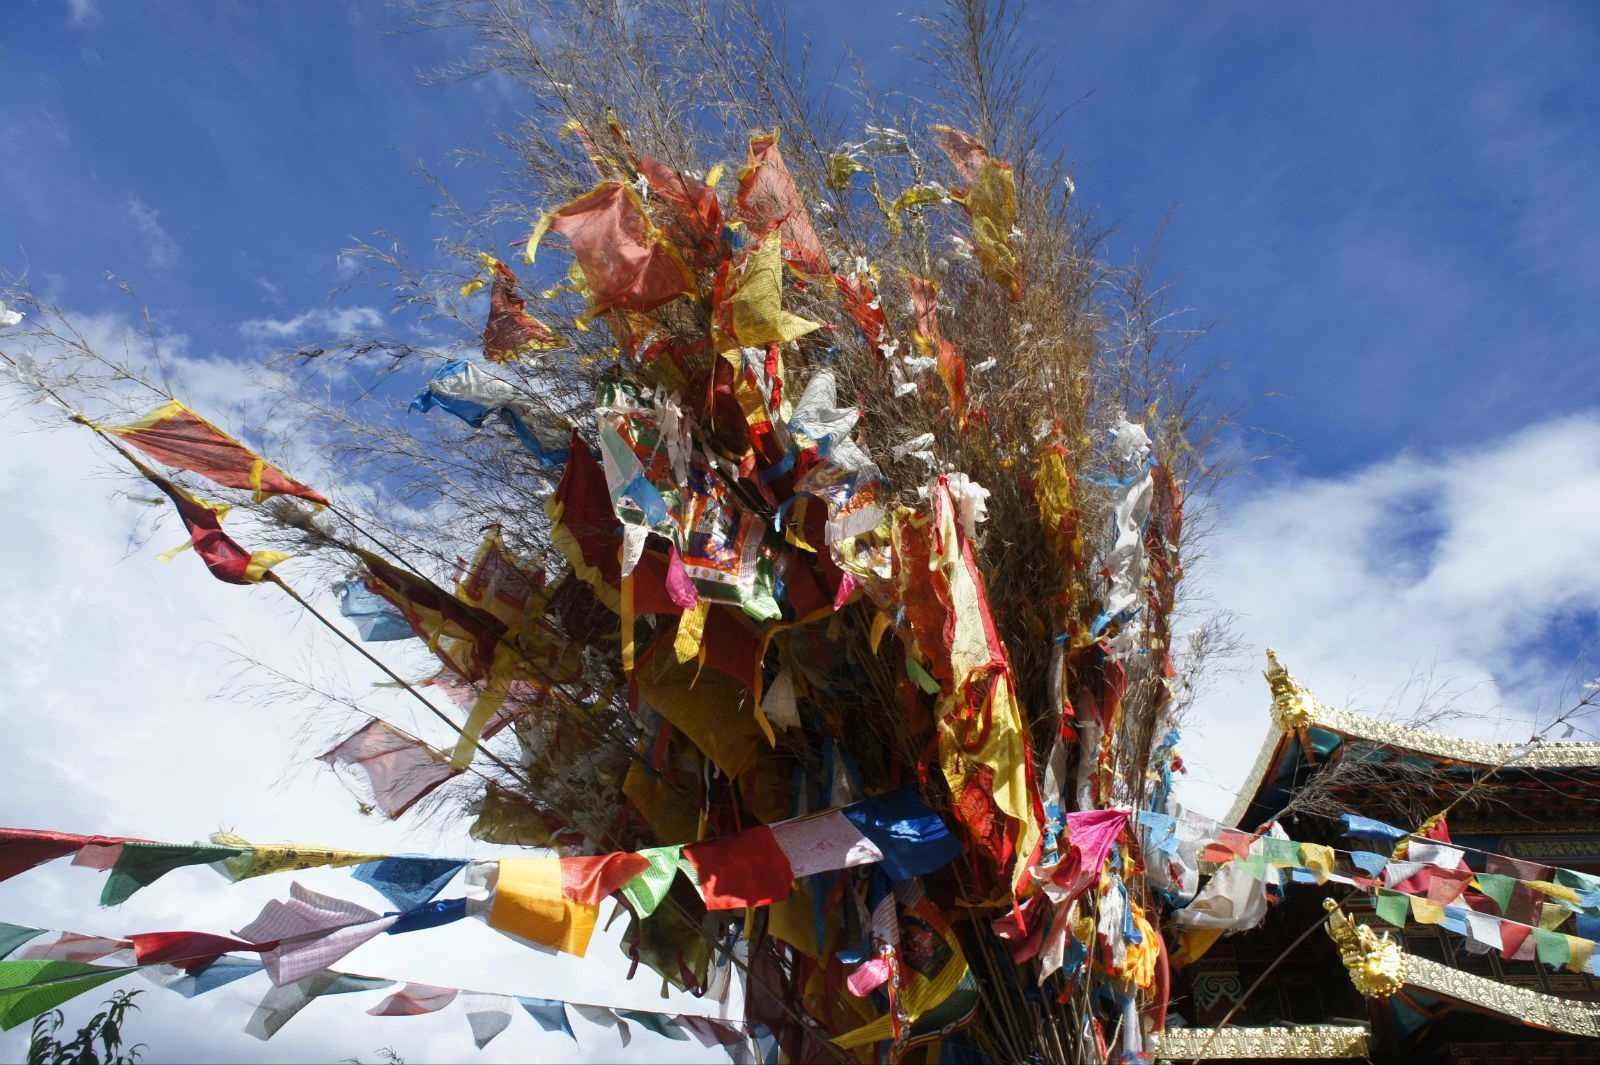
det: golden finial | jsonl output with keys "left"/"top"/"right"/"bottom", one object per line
{"left": 1323, "top": 899, "right": 1406, "bottom": 998}
{"left": 1264, "top": 648, "right": 1317, "bottom": 732}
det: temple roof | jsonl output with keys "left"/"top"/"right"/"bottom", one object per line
{"left": 1224, "top": 650, "right": 1600, "bottom": 829}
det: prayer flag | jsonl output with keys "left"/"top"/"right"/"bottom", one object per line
{"left": 238, "top": 883, "right": 397, "bottom": 986}
{"left": 336, "top": 581, "right": 412, "bottom": 642}
{"left": 684, "top": 826, "right": 793, "bottom": 910}
{"left": 536, "top": 182, "right": 695, "bottom": 318}
{"left": 368, "top": 982, "right": 458, "bottom": 1016}
{"left": 736, "top": 132, "right": 829, "bottom": 278}
{"left": 317, "top": 719, "right": 461, "bottom": 819}
{"left": 352, "top": 856, "right": 469, "bottom": 912}
{"left": 770, "top": 809, "right": 883, "bottom": 878}
{"left": 105, "top": 400, "right": 328, "bottom": 505}
{"left": 461, "top": 992, "right": 517, "bottom": 1048}
{"left": 931, "top": 126, "right": 1022, "bottom": 301}
{"left": 840, "top": 790, "right": 963, "bottom": 883}
{"left": 490, "top": 855, "right": 645, "bottom": 957}
{"left": 244, "top": 971, "right": 393, "bottom": 1041}
{"left": 0, "top": 925, "right": 44, "bottom": 962}
{"left": 518, "top": 996, "right": 576, "bottom": 1040}
{"left": 102, "top": 841, "right": 249, "bottom": 906}
{"left": 128, "top": 931, "right": 265, "bottom": 970}
{"left": 0, "top": 829, "right": 91, "bottom": 883}
{"left": 0, "top": 960, "right": 130, "bottom": 1031}
{"left": 481, "top": 260, "right": 562, "bottom": 362}
{"left": 123, "top": 451, "right": 290, "bottom": 584}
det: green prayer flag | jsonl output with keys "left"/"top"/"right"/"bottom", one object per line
{"left": 0, "top": 925, "right": 45, "bottom": 962}
{"left": 1234, "top": 853, "right": 1268, "bottom": 881}
{"left": 619, "top": 846, "right": 686, "bottom": 917}
{"left": 905, "top": 657, "right": 940, "bottom": 695}
{"left": 1474, "top": 872, "right": 1516, "bottom": 914}
{"left": 1533, "top": 926, "right": 1571, "bottom": 967}
{"left": 102, "top": 842, "right": 248, "bottom": 906}
{"left": 617, "top": 1009, "right": 690, "bottom": 1040}
{"left": 1262, "top": 838, "right": 1300, "bottom": 868}
{"left": 1374, "top": 890, "right": 1410, "bottom": 928}
{"left": 0, "top": 960, "right": 129, "bottom": 1031}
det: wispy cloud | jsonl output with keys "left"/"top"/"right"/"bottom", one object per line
{"left": 239, "top": 305, "right": 383, "bottom": 340}
{"left": 65, "top": 0, "right": 97, "bottom": 26}
{"left": 122, "top": 193, "right": 179, "bottom": 270}
{"left": 1179, "top": 413, "right": 1600, "bottom": 817}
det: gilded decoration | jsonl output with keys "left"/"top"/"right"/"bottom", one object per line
{"left": 1403, "top": 953, "right": 1600, "bottom": 1039}
{"left": 1323, "top": 900, "right": 1406, "bottom": 998}
{"left": 1264, "top": 648, "right": 1316, "bottom": 731}
{"left": 1148, "top": 1025, "right": 1369, "bottom": 1059}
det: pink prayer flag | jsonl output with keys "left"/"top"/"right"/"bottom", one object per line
{"left": 368, "top": 983, "right": 460, "bottom": 1017}
{"left": 318, "top": 719, "right": 461, "bottom": 819}
{"left": 770, "top": 810, "right": 883, "bottom": 878}
{"left": 846, "top": 957, "right": 892, "bottom": 997}
{"left": 17, "top": 932, "right": 130, "bottom": 964}
{"left": 239, "top": 882, "right": 397, "bottom": 986}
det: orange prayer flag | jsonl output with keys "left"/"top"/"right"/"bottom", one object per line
{"left": 736, "top": 132, "right": 829, "bottom": 279}
{"left": 931, "top": 126, "right": 1023, "bottom": 301}
{"left": 537, "top": 182, "right": 696, "bottom": 319}
{"left": 908, "top": 276, "right": 967, "bottom": 425}
{"left": 106, "top": 400, "right": 329, "bottom": 505}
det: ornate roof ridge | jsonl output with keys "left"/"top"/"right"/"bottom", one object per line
{"left": 1148, "top": 1024, "right": 1370, "bottom": 1059}
{"left": 1223, "top": 650, "right": 1600, "bottom": 828}
{"left": 1400, "top": 952, "right": 1600, "bottom": 1039}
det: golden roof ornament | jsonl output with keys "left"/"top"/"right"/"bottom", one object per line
{"left": 1323, "top": 899, "right": 1406, "bottom": 998}
{"left": 1265, "top": 648, "right": 1318, "bottom": 731}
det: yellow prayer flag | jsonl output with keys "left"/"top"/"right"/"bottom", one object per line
{"left": 490, "top": 858, "right": 599, "bottom": 957}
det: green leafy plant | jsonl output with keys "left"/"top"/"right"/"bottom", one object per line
{"left": 27, "top": 990, "right": 146, "bottom": 1065}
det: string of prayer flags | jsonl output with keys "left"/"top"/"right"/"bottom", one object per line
{"left": 353, "top": 547, "right": 507, "bottom": 683}
{"left": 122, "top": 450, "right": 291, "bottom": 585}
{"left": 128, "top": 931, "right": 263, "bottom": 970}
{"left": 318, "top": 719, "right": 462, "bottom": 819}
{"left": 0, "top": 960, "right": 132, "bottom": 1031}
{"left": 14, "top": 934, "right": 130, "bottom": 965}
{"left": 102, "top": 399, "right": 329, "bottom": 506}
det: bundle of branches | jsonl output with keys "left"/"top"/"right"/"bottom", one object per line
{"left": 1, "top": 1, "right": 1235, "bottom": 1060}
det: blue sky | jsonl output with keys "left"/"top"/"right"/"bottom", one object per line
{"left": 7, "top": 1, "right": 1599, "bottom": 471}
{"left": 3, "top": 1, "right": 1600, "bottom": 1061}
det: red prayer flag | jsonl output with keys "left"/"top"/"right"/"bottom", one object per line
{"left": 560, "top": 853, "right": 651, "bottom": 907}
{"left": 0, "top": 829, "right": 89, "bottom": 883}
{"left": 129, "top": 931, "right": 272, "bottom": 971}
{"left": 123, "top": 451, "right": 290, "bottom": 585}
{"left": 483, "top": 260, "right": 562, "bottom": 363}
{"left": 107, "top": 400, "right": 328, "bottom": 505}
{"left": 908, "top": 276, "right": 967, "bottom": 425}
{"left": 684, "top": 825, "right": 793, "bottom": 910}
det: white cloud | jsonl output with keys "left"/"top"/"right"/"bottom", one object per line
{"left": 0, "top": 349, "right": 727, "bottom": 1062}
{"left": 122, "top": 194, "right": 179, "bottom": 270}
{"left": 65, "top": 0, "right": 96, "bottom": 25}
{"left": 1176, "top": 413, "right": 1600, "bottom": 819}
{"left": 239, "top": 306, "right": 384, "bottom": 340}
